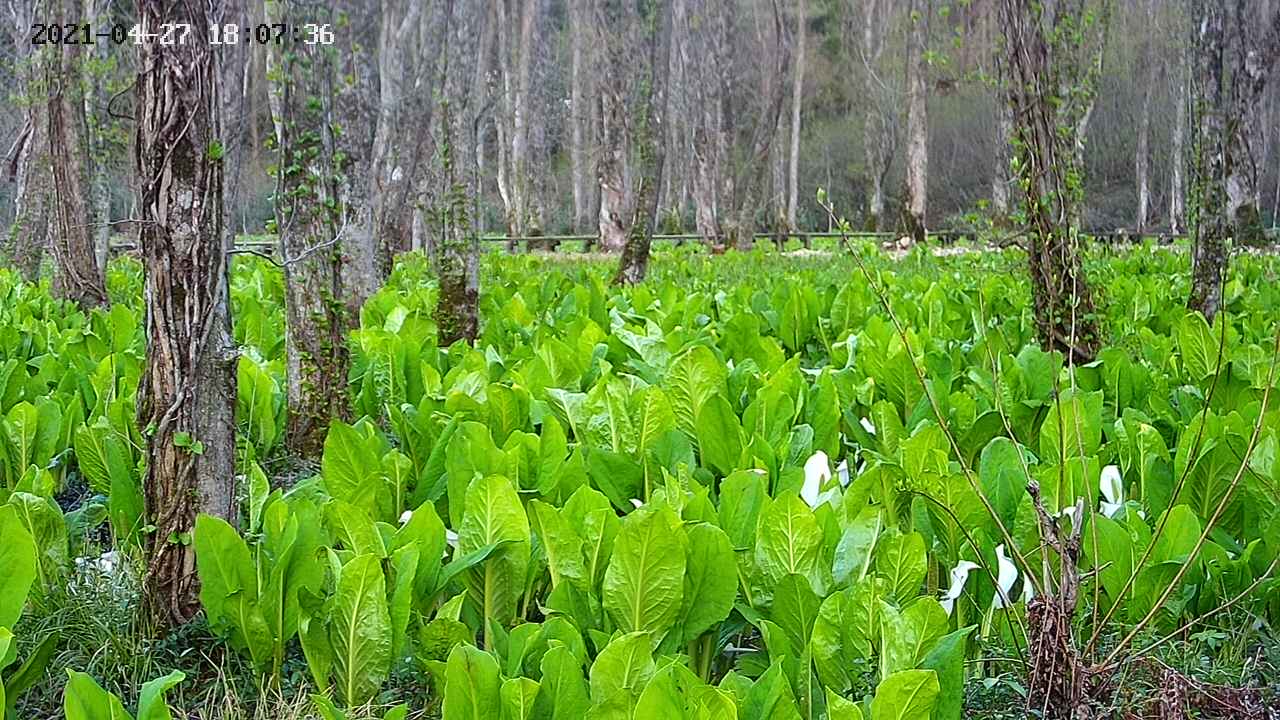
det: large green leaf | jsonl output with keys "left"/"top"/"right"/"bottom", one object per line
{"left": 588, "top": 632, "right": 655, "bottom": 719}
{"left": 500, "top": 677, "right": 540, "bottom": 720}
{"left": 443, "top": 644, "right": 501, "bottom": 720}
{"left": 0, "top": 505, "right": 36, "bottom": 628}
{"left": 321, "top": 421, "right": 382, "bottom": 504}
{"left": 193, "top": 514, "right": 257, "bottom": 633}
{"left": 602, "top": 507, "right": 686, "bottom": 642}
{"left": 677, "top": 523, "right": 737, "bottom": 645}
{"left": 869, "top": 669, "right": 939, "bottom": 720}
{"left": 696, "top": 394, "right": 743, "bottom": 477}
{"left": 532, "top": 645, "right": 590, "bottom": 720}
{"left": 134, "top": 670, "right": 185, "bottom": 720}
{"left": 458, "top": 475, "right": 531, "bottom": 629}
{"left": 919, "top": 627, "right": 973, "bottom": 720}
{"left": 665, "top": 346, "right": 727, "bottom": 448}
{"left": 330, "top": 554, "right": 392, "bottom": 706}
{"left": 754, "top": 494, "right": 824, "bottom": 593}
{"left": 63, "top": 671, "right": 132, "bottom": 720}
{"left": 873, "top": 529, "right": 926, "bottom": 603}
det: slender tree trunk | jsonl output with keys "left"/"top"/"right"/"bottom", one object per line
{"left": 1188, "top": 0, "right": 1228, "bottom": 321}
{"left": 1188, "top": 0, "right": 1280, "bottom": 319}
{"left": 1135, "top": 0, "right": 1156, "bottom": 233}
{"left": 135, "top": 0, "right": 237, "bottom": 627}
{"left": 1171, "top": 47, "right": 1188, "bottom": 233}
{"left": 858, "top": 0, "right": 891, "bottom": 232}
{"left": 47, "top": 0, "right": 107, "bottom": 307}
{"left": 569, "top": 0, "right": 592, "bottom": 233}
{"left": 786, "top": 0, "right": 806, "bottom": 233}
{"left": 903, "top": 0, "right": 929, "bottom": 244}
{"left": 85, "top": 0, "right": 112, "bottom": 272}
{"left": 435, "top": 0, "right": 482, "bottom": 344}
{"left": 615, "top": 0, "right": 675, "bottom": 285}
{"left": 5, "top": 13, "right": 51, "bottom": 280}
{"left": 597, "top": 0, "right": 631, "bottom": 255}
{"left": 265, "top": 0, "right": 352, "bottom": 456}
{"left": 993, "top": 93, "right": 1012, "bottom": 222}
{"left": 1001, "top": 0, "right": 1104, "bottom": 364}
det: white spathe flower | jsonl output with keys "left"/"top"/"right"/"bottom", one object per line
{"left": 1022, "top": 573, "right": 1036, "bottom": 604}
{"left": 1099, "top": 464, "right": 1124, "bottom": 517}
{"left": 836, "top": 459, "right": 851, "bottom": 488}
{"left": 445, "top": 529, "right": 459, "bottom": 548}
{"left": 940, "top": 560, "right": 980, "bottom": 615}
{"left": 859, "top": 417, "right": 877, "bottom": 435}
{"left": 630, "top": 498, "right": 645, "bottom": 509}
{"left": 993, "top": 543, "right": 1018, "bottom": 610}
{"left": 802, "top": 451, "right": 832, "bottom": 508}
{"left": 399, "top": 510, "right": 414, "bottom": 525}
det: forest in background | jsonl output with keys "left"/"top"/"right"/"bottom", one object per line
{"left": 4, "top": 0, "right": 1280, "bottom": 255}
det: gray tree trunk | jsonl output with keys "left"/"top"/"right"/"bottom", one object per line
{"left": 48, "top": 0, "right": 107, "bottom": 308}
{"left": 903, "top": 0, "right": 929, "bottom": 244}
{"left": 136, "top": 0, "right": 237, "bottom": 627}
{"left": 786, "top": 0, "right": 806, "bottom": 232}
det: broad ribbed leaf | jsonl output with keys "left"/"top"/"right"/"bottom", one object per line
{"left": 869, "top": 669, "right": 939, "bottom": 720}
{"left": 754, "top": 495, "right": 824, "bottom": 592}
{"left": 0, "top": 505, "right": 36, "bottom": 628}
{"left": 499, "top": 677, "right": 540, "bottom": 720}
{"left": 443, "top": 644, "right": 501, "bottom": 720}
{"left": 331, "top": 554, "right": 391, "bottom": 706}
{"left": 63, "top": 671, "right": 132, "bottom": 720}
{"left": 602, "top": 507, "right": 686, "bottom": 642}
{"left": 665, "top": 346, "right": 727, "bottom": 447}
{"left": 135, "top": 670, "right": 185, "bottom": 720}
{"left": 322, "top": 421, "right": 381, "bottom": 503}
{"left": 589, "top": 632, "right": 655, "bottom": 718}
{"left": 458, "top": 475, "right": 531, "bottom": 629}
{"left": 678, "top": 523, "right": 737, "bottom": 645}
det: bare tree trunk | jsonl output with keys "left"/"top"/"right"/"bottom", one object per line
{"left": 1001, "top": 0, "right": 1105, "bottom": 364}
{"left": 1134, "top": 0, "right": 1156, "bottom": 233}
{"left": 369, "top": 0, "right": 425, "bottom": 271}
{"left": 569, "top": 0, "right": 593, "bottom": 233}
{"left": 786, "top": 0, "right": 806, "bottom": 233}
{"left": 597, "top": 0, "right": 631, "bottom": 255}
{"left": 265, "top": 0, "right": 352, "bottom": 456}
{"left": 4, "top": 4, "right": 51, "bottom": 280}
{"left": 135, "top": 0, "right": 237, "bottom": 628}
{"left": 47, "top": 0, "right": 107, "bottom": 307}
{"left": 615, "top": 0, "right": 675, "bottom": 285}
{"left": 85, "top": 0, "right": 112, "bottom": 271}
{"left": 993, "top": 94, "right": 1013, "bottom": 221}
{"left": 857, "top": 0, "right": 892, "bottom": 232}
{"left": 435, "top": 0, "right": 482, "bottom": 344}
{"left": 1188, "top": 1, "right": 1280, "bottom": 319}
{"left": 903, "top": 0, "right": 929, "bottom": 244}
{"left": 496, "top": 0, "right": 537, "bottom": 250}
{"left": 1171, "top": 46, "right": 1188, "bottom": 233}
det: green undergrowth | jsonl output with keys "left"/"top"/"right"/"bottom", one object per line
{"left": 1, "top": 241, "right": 1279, "bottom": 718}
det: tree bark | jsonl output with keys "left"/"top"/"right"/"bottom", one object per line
{"left": 597, "top": 0, "right": 631, "bottom": 253}
{"left": 993, "top": 92, "right": 1013, "bottom": 222}
{"left": 856, "top": 0, "right": 893, "bottom": 232}
{"left": 1001, "top": 0, "right": 1105, "bottom": 364}
{"left": 786, "top": 0, "right": 806, "bottom": 233}
{"left": 47, "top": 0, "right": 107, "bottom": 307}
{"left": 615, "top": 0, "right": 675, "bottom": 285}
{"left": 1188, "top": 0, "right": 1280, "bottom": 321}
{"left": 569, "top": 0, "right": 594, "bottom": 234}
{"left": 434, "top": 0, "right": 482, "bottom": 344}
{"left": 1171, "top": 46, "right": 1188, "bottom": 233}
{"left": 135, "top": 0, "right": 237, "bottom": 628}
{"left": 903, "top": 0, "right": 929, "bottom": 244}
{"left": 1134, "top": 0, "right": 1156, "bottom": 232}
{"left": 265, "top": 0, "right": 353, "bottom": 456}
{"left": 496, "top": 0, "right": 538, "bottom": 250}
{"left": 4, "top": 4, "right": 51, "bottom": 280}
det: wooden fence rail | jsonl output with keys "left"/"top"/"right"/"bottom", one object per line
{"left": 107, "top": 228, "right": 1191, "bottom": 255}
